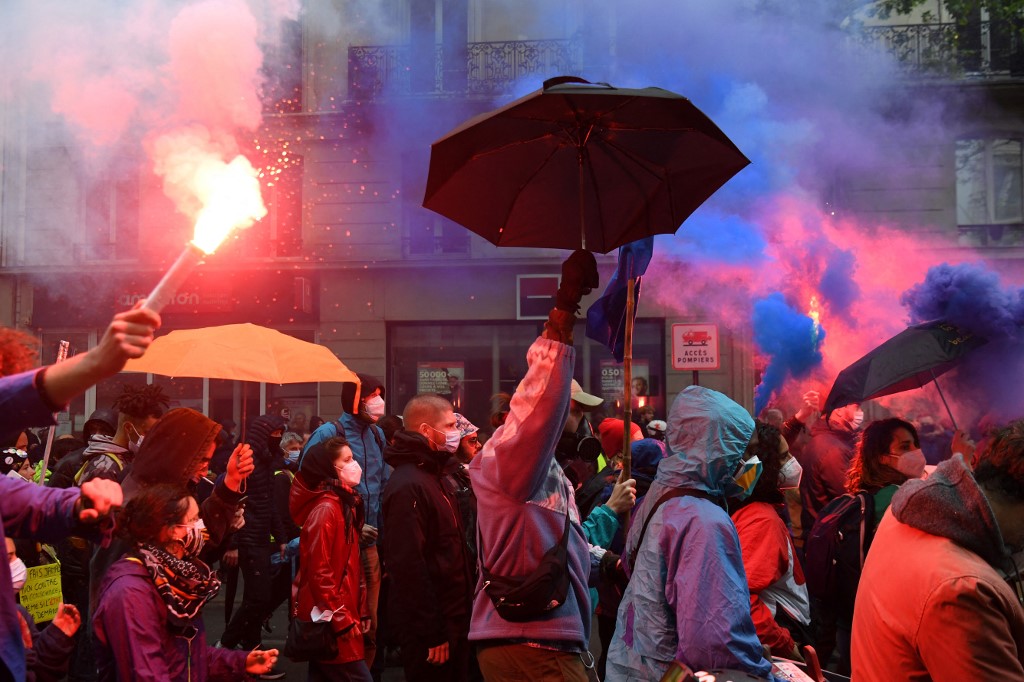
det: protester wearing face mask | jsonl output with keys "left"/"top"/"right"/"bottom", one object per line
{"left": 93, "top": 485, "right": 278, "bottom": 680}
{"left": 729, "top": 421, "right": 811, "bottom": 664}
{"left": 606, "top": 385, "right": 774, "bottom": 681}
{"left": 852, "top": 418, "right": 1024, "bottom": 680}
{"left": 798, "top": 401, "right": 864, "bottom": 541}
{"left": 380, "top": 394, "right": 474, "bottom": 682}
{"left": 301, "top": 373, "right": 389, "bottom": 670}
{"left": 0, "top": 448, "right": 33, "bottom": 482}
{"left": 291, "top": 437, "right": 373, "bottom": 681}
{"left": 805, "top": 417, "right": 923, "bottom": 675}
{"left": 6, "top": 537, "right": 83, "bottom": 682}
{"left": 265, "top": 431, "right": 305, "bottom": 642}
{"left": 220, "top": 413, "right": 290, "bottom": 656}
{"left": 76, "top": 384, "right": 170, "bottom": 486}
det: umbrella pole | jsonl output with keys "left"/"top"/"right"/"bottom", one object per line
{"left": 577, "top": 150, "right": 586, "bottom": 250}
{"left": 930, "top": 369, "right": 958, "bottom": 431}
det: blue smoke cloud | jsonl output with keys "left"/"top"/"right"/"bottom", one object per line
{"left": 664, "top": 212, "right": 766, "bottom": 265}
{"left": 901, "top": 262, "right": 1024, "bottom": 339}
{"left": 900, "top": 263, "right": 1024, "bottom": 423}
{"left": 753, "top": 292, "right": 826, "bottom": 415}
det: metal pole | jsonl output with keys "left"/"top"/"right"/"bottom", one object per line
{"left": 693, "top": 370, "right": 699, "bottom": 387}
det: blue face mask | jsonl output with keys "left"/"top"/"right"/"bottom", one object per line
{"left": 285, "top": 449, "right": 301, "bottom": 463}
{"left": 731, "top": 456, "right": 763, "bottom": 501}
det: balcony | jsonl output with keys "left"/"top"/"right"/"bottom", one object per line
{"left": 856, "top": 19, "right": 1024, "bottom": 77}
{"left": 349, "top": 36, "right": 582, "bottom": 99}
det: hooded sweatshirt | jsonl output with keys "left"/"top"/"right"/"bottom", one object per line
{"left": 607, "top": 386, "right": 774, "bottom": 681}
{"left": 76, "top": 436, "right": 131, "bottom": 484}
{"left": 467, "top": 337, "right": 593, "bottom": 648}
{"left": 89, "top": 408, "right": 242, "bottom": 610}
{"left": 851, "top": 455, "right": 1024, "bottom": 680}
{"left": 233, "top": 413, "right": 289, "bottom": 548}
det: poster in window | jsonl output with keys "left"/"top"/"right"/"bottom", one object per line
{"left": 599, "top": 359, "right": 650, "bottom": 412}
{"left": 417, "top": 362, "right": 466, "bottom": 411}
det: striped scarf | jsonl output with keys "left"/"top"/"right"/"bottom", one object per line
{"left": 136, "top": 544, "right": 221, "bottom": 621}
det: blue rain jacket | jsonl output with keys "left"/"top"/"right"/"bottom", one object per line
{"left": 607, "top": 385, "right": 775, "bottom": 681}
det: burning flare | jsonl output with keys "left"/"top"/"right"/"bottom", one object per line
{"left": 143, "top": 146, "right": 267, "bottom": 313}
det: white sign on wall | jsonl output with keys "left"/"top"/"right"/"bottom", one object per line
{"left": 672, "top": 323, "right": 720, "bottom": 371}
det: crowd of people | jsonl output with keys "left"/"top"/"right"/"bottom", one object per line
{"left": 3, "top": 253, "right": 1024, "bottom": 682}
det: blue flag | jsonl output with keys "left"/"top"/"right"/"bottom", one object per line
{"left": 585, "top": 238, "right": 654, "bottom": 362}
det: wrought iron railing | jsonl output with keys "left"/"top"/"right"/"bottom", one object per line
{"left": 855, "top": 20, "right": 1024, "bottom": 76}
{"left": 349, "top": 36, "right": 582, "bottom": 98}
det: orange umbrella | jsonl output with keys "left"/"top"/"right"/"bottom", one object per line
{"left": 123, "top": 323, "right": 359, "bottom": 387}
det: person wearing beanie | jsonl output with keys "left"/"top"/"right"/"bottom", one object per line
{"left": 302, "top": 372, "right": 389, "bottom": 669}
{"left": 598, "top": 418, "right": 643, "bottom": 464}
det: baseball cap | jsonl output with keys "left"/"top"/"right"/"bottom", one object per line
{"left": 570, "top": 380, "right": 603, "bottom": 408}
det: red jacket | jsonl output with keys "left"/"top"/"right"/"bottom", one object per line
{"left": 732, "top": 502, "right": 809, "bottom": 655}
{"left": 290, "top": 474, "right": 367, "bottom": 664}
{"left": 852, "top": 457, "right": 1024, "bottom": 680}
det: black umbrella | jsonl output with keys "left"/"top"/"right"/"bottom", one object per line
{"left": 423, "top": 76, "right": 748, "bottom": 479}
{"left": 822, "top": 320, "right": 987, "bottom": 429}
{"left": 423, "top": 75, "right": 750, "bottom": 254}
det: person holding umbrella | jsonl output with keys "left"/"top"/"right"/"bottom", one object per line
{"left": 468, "top": 250, "right": 605, "bottom": 681}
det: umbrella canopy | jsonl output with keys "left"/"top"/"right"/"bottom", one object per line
{"left": 822, "top": 320, "right": 987, "bottom": 417}
{"left": 122, "top": 323, "right": 359, "bottom": 385}
{"left": 423, "top": 76, "right": 750, "bottom": 254}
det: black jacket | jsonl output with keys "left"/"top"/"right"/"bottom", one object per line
{"left": 234, "top": 414, "right": 289, "bottom": 548}
{"left": 381, "top": 430, "right": 474, "bottom": 647}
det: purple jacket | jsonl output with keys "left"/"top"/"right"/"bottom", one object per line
{"left": 93, "top": 558, "right": 248, "bottom": 681}
{"left": 467, "top": 337, "right": 592, "bottom": 647}
{"left": 0, "top": 369, "right": 80, "bottom": 682}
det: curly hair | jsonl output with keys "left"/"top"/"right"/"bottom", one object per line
{"left": 116, "top": 484, "right": 191, "bottom": 546}
{"left": 975, "top": 419, "right": 1024, "bottom": 502}
{"left": 743, "top": 419, "right": 787, "bottom": 505}
{"left": 0, "top": 329, "right": 40, "bottom": 377}
{"left": 112, "top": 384, "right": 170, "bottom": 421}
{"left": 846, "top": 418, "right": 919, "bottom": 494}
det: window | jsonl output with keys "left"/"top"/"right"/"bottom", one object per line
{"left": 388, "top": 320, "right": 666, "bottom": 432}
{"left": 956, "top": 138, "right": 1023, "bottom": 225}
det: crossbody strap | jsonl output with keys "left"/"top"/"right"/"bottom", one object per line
{"left": 292, "top": 505, "right": 357, "bottom": 619}
{"left": 627, "top": 488, "right": 719, "bottom": 572}
{"left": 479, "top": 503, "right": 571, "bottom": 583}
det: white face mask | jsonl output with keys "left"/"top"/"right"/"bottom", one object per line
{"left": 9, "top": 557, "right": 26, "bottom": 592}
{"left": 779, "top": 456, "right": 803, "bottom": 490}
{"left": 337, "top": 459, "right": 362, "bottom": 487}
{"left": 126, "top": 423, "right": 144, "bottom": 454}
{"left": 364, "top": 395, "right": 386, "bottom": 420}
{"left": 424, "top": 423, "right": 460, "bottom": 454}
{"left": 884, "top": 448, "right": 926, "bottom": 479}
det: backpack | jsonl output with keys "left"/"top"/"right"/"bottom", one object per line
{"left": 803, "top": 491, "right": 877, "bottom": 621}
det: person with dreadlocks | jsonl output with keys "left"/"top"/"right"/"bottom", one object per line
{"left": 290, "top": 436, "right": 372, "bottom": 681}
{"left": 76, "top": 384, "right": 171, "bottom": 485}
{"left": 93, "top": 484, "right": 279, "bottom": 681}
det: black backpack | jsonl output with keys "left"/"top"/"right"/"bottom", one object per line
{"left": 803, "top": 491, "right": 876, "bottom": 621}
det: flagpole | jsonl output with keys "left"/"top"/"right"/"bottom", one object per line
{"left": 621, "top": 272, "right": 635, "bottom": 483}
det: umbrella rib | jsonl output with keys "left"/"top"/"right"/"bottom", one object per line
{"left": 501, "top": 144, "right": 566, "bottom": 247}
{"left": 463, "top": 130, "right": 564, "bottom": 163}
